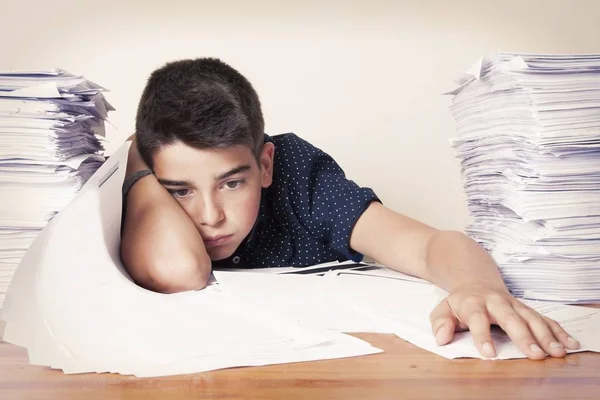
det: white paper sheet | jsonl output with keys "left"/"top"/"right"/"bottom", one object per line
{"left": 1, "top": 82, "right": 62, "bottom": 98}
{"left": 215, "top": 271, "right": 392, "bottom": 333}
{"left": 333, "top": 274, "right": 600, "bottom": 359}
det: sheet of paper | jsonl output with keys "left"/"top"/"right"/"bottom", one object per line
{"left": 0, "top": 201, "right": 84, "bottom": 372}
{"left": 333, "top": 274, "right": 600, "bottom": 360}
{"left": 1, "top": 82, "right": 62, "bottom": 98}
{"left": 215, "top": 259, "right": 362, "bottom": 275}
{"left": 215, "top": 271, "right": 393, "bottom": 333}
{"left": 327, "top": 263, "right": 430, "bottom": 284}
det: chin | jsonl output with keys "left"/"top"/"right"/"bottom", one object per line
{"left": 209, "top": 247, "right": 236, "bottom": 261}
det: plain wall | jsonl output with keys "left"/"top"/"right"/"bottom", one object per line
{"left": 2, "top": 0, "right": 599, "bottom": 230}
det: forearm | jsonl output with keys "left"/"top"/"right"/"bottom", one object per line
{"left": 120, "top": 136, "right": 211, "bottom": 292}
{"left": 351, "top": 202, "right": 508, "bottom": 293}
{"left": 425, "top": 230, "right": 509, "bottom": 294}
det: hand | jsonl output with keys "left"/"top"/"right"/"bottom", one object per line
{"left": 429, "top": 285, "right": 581, "bottom": 359}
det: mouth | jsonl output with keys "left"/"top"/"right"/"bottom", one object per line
{"left": 203, "top": 234, "right": 233, "bottom": 248}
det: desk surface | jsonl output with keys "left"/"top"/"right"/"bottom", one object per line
{"left": 2, "top": 318, "right": 600, "bottom": 400}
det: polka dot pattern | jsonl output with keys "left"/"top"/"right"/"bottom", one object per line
{"left": 212, "top": 133, "right": 380, "bottom": 269}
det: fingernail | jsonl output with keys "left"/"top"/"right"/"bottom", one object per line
{"left": 482, "top": 342, "right": 496, "bottom": 358}
{"left": 550, "top": 341, "right": 563, "bottom": 349}
{"left": 567, "top": 337, "right": 580, "bottom": 349}
{"left": 530, "top": 344, "right": 544, "bottom": 353}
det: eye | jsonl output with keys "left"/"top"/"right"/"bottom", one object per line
{"left": 223, "top": 179, "right": 244, "bottom": 190}
{"left": 168, "top": 188, "right": 190, "bottom": 198}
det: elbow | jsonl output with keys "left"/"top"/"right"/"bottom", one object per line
{"left": 122, "top": 246, "right": 212, "bottom": 294}
{"left": 144, "top": 253, "right": 212, "bottom": 294}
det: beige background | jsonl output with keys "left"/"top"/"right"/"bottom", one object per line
{"left": 2, "top": 0, "right": 599, "bottom": 231}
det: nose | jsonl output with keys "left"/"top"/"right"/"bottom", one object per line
{"left": 194, "top": 196, "right": 225, "bottom": 227}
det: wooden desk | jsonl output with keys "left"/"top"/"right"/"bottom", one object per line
{"left": 1, "top": 319, "right": 599, "bottom": 400}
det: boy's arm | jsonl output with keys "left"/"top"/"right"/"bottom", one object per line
{"left": 120, "top": 134, "right": 211, "bottom": 293}
{"left": 350, "top": 202, "right": 580, "bottom": 359}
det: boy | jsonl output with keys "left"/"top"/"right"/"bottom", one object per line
{"left": 120, "top": 58, "right": 580, "bottom": 361}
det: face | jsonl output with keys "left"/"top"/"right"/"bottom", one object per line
{"left": 153, "top": 141, "right": 274, "bottom": 261}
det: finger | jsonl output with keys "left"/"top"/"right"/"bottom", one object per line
{"left": 459, "top": 301, "right": 496, "bottom": 358}
{"left": 487, "top": 300, "right": 546, "bottom": 360}
{"left": 514, "top": 304, "right": 566, "bottom": 358}
{"left": 429, "top": 299, "right": 458, "bottom": 346}
{"left": 542, "top": 315, "right": 580, "bottom": 350}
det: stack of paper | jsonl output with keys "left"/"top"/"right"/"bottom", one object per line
{"left": 0, "top": 69, "right": 111, "bottom": 307}
{"left": 447, "top": 53, "right": 600, "bottom": 302}
{"left": 0, "top": 144, "right": 382, "bottom": 377}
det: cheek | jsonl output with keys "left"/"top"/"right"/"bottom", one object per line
{"left": 227, "top": 187, "right": 261, "bottom": 231}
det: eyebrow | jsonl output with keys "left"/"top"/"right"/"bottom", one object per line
{"left": 216, "top": 164, "right": 251, "bottom": 180}
{"left": 157, "top": 164, "right": 252, "bottom": 187}
{"left": 157, "top": 178, "right": 192, "bottom": 187}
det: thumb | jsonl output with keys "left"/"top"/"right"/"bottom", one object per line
{"left": 429, "top": 299, "right": 458, "bottom": 346}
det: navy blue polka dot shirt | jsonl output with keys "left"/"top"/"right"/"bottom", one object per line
{"left": 213, "top": 133, "right": 380, "bottom": 269}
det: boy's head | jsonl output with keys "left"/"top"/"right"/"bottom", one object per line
{"left": 135, "top": 58, "right": 274, "bottom": 261}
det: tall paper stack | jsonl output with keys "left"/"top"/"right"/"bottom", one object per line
{"left": 0, "top": 69, "right": 111, "bottom": 307}
{"left": 448, "top": 53, "right": 600, "bottom": 303}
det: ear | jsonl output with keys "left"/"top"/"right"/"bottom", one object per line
{"left": 259, "top": 142, "right": 275, "bottom": 188}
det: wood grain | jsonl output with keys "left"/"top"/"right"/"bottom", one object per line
{"left": 2, "top": 308, "right": 600, "bottom": 400}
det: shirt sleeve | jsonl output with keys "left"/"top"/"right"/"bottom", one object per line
{"left": 283, "top": 135, "right": 380, "bottom": 261}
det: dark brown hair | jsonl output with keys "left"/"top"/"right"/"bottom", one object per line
{"left": 135, "top": 58, "right": 264, "bottom": 168}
